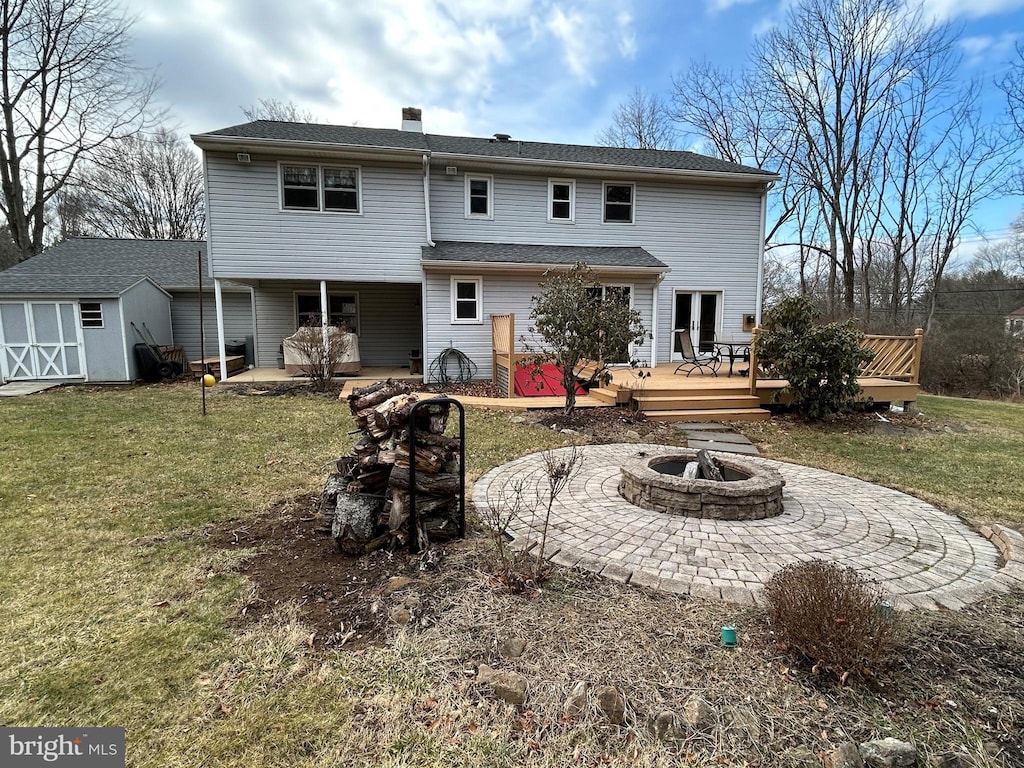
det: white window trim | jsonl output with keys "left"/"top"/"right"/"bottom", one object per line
{"left": 293, "top": 290, "right": 360, "bottom": 334}
{"left": 602, "top": 181, "right": 636, "bottom": 225}
{"left": 548, "top": 178, "right": 576, "bottom": 223}
{"left": 278, "top": 162, "right": 363, "bottom": 215}
{"left": 79, "top": 301, "right": 104, "bottom": 329}
{"left": 464, "top": 174, "right": 494, "bottom": 220}
{"left": 450, "top": 276, "right": 483, "bottom": 324}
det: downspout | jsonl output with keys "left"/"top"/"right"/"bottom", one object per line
{"left": 422, "top": 154, "right": 435, "bottom": 247}
{"left": 421, "top": 153, "right": 433, "bottom": 380}
{"left": 754, "top": 182, "right": 773, "bottom": 325}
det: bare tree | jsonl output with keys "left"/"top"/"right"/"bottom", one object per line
{"left": 242, "top": 97, "right": 317, "bottom": 123}
{"left": 0, "top": 0, "right": 157, "bottom": 263}
{"left": 57, "top": 127, "right": 205, "bottom": 240}
{"left": 596, "top": 87, "right": 676, "bottom": 149}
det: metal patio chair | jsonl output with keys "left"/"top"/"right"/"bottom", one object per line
{"left": 673, "top": 330, "right": 720, "bottom": 377}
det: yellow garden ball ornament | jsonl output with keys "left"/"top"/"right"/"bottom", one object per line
{"left": 202, "top": 374, "right": 216, "bottom": 388}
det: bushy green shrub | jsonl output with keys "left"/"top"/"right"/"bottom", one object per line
{"left": 755, "top": 296, "right": 874, "bottom": 418}
{"left": 764, "top": 559, "right": 902, "bottom": 683}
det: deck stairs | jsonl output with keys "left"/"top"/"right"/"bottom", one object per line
{"left": 589, "top": 376, "right": 771, "bottom": 423}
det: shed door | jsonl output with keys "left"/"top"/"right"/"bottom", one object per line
{"left": 0, "top": 302, "right": 84, "bottom": 380}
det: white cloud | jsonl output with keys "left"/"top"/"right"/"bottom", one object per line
{"left": 918, "top": 0, "right": 1024, "bottom": 21}
{"left": 705, "top": 0, "right": 761, "bottom": 13}
{"left": 960, "top": 33, "right": 1020, "bottom": 66}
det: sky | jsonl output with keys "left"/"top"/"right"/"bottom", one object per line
{"left": 126, "top": 0, "right": 1024, "bottom": 258}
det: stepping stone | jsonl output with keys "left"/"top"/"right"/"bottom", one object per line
{"left": 672, "top": 422, "right": 728, "bottom": 431}
{"left": 685, "top": 439, "right": 760, "bottom": 456}
{"left": 683, "top": 430, "right": 751, "bottom": 445}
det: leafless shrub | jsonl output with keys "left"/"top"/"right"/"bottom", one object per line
{"left": 764, "top": 559, "right": 902, "bottom": 684}
{"left": 289, "top": 316, "right": 351, "bottom": 392}
{"left": 480, "top": 445, "right": 584, "bottom": 591}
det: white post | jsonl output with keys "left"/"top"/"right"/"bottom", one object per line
{"left": 214, "top": 278, "right": 227, "bottom": 381}
{"left": 320, "top": 280, "right": 330, "bottom": 358}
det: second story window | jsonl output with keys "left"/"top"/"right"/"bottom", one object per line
{"left": 549, "top": 179, "right": 575, "bottom": 222}
{"left": 465, "top": 175, "right": 493, "bottom": 219}
{"left": 603, "top": 183, "right": 634, "bottom": 223}
{"left": 280, "top": 163, "right": 361, "bottom": 213}
{"left": 324, "top": 168, "right": 359, "bottom": 211}
{"left": 282, "top": 165, "right": 319, "bottom": 210}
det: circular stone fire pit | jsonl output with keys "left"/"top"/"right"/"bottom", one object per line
{"left": 618, "top": 450, "right": 785, "bottom": 520}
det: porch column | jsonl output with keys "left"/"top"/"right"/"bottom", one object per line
{"left": 214, "top": 278, "right": 227, "bottom": 381}
{"left": 650, "top": 282, "right": 659, "bottom": 366}
{"left": 319, "top": 280, "right": 329, "bottom": 352}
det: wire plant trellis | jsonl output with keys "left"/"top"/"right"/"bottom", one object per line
{"left": 428, "top": 343, "right": 478, "bottom": 385}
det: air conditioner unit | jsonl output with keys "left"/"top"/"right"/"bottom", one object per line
{"left": 445, "top": 166, "right": 458, "bottom": 175}
{"left": 236, "top": 152, "right": 251, "bottom": 164}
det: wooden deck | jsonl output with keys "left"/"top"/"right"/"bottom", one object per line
{"left": 592, "top": 365, "right": 919, "bottom": 422}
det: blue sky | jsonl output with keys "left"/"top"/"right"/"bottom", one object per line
{"left": 126, "top": 0, "right": 1024, "bottom": 256}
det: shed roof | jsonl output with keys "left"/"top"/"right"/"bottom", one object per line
{"left": 0, "top": 238, "right": 245, "bottom": 295}
{"left": 421, "top": 241, "right": 667, "bottom": 271}
{"left": 196, "top": 120, "right": 778, "bottom": 179}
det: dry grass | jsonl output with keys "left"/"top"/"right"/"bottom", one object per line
{"left": 1, "top": 384, "right": 1022, "bottom": 767}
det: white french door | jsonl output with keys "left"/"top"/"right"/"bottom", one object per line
{"left": 0, "top": 302, "right": 84, "bottom": 380}
{"left": 671, "top": 291, "right": 721, "bottom": 359}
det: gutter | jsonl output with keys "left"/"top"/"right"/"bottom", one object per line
{"left": 420, "top": 259, "right": 669, "bottom": 276}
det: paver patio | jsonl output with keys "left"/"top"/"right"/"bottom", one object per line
{"left": 473, "top": 443, "right": 1024, "bottom": 610}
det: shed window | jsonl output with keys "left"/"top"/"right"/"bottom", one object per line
{"left": 80, "top": 302, "right": 103, "bottom": 328}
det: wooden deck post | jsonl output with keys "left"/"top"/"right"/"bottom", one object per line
{"left": 904, "top": 327, "right": 924, "bottom": 415}
{"left": 748, "top": 326, "right": 760, "bottom": 396}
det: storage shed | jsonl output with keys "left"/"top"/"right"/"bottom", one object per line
{"left": 0, "top": 238, "right": 254, "bottom": 383}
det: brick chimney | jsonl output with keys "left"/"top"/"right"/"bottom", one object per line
{"left": 401, "top": 107, "right": 423, "bottom": 132}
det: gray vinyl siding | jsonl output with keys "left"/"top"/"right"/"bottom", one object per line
{"left": 429, "top": 168, "right": 764, "bottom": 363}
{"left": 251, "top": 281, "right": 421, "bottom": 368}
{"left": 423, "top": 271, "right": 656, "bottom": 382}
{"left": 80, "top": 298, "right": 127, "bottom": 381}
{"left": 204, "top": 152, "right": 427, "bottom": 283}
{"left": 170, "top": 290, "right": 254, "bottom": 362}
{"left": 120, "top": 281, "right": 173, "bottom": 381}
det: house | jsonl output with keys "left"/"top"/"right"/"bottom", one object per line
{"left": 1007, "top": 306, "right": 1024, "bottom": 337}
{"left": 0, "top": 238, "right": 253, "bottom": 383}
{"left": 191, "top": 108, "right": 779, "bottom": 382}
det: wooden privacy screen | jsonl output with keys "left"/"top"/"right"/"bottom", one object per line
{"left": 491, "top": 313, "right": 528, "bottom": 398}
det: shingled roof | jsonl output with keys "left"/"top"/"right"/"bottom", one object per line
{"left": 0, "top": 238, "right": 245, "bottom": 295}
{"left": 196, "top": 120, "right": 777, "bottom": 178}
{"left": 422, "top": 241, "right": 667, "bottom": 270}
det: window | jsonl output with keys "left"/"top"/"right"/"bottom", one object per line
{"left": 80, "top": 302, "right": 103, "bottom": 328}
{"left": 451, "top": 277, "right": 482, "bottom": 323}
{"left": 603, "top": 183, "right": 634, "bottom": 223}
{"left": 323, "top": 168, "right": 359, "bottom": 211}
{"left": 280, "top": 163, "right": 361, "bottom": 213}
{"left": 549, "top": 179, "right": 575, "bottom": 222}
{"left": 281, "top": 165, "right": 319, "bottom": 210}
{"left": 465, "top": 175, "right": 493, "bottom": 219}
{"left": 296, "top": 293, "right": 359, "bottom": 332}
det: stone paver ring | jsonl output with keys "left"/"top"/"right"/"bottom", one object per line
{"left": 473, "top": 444, "right": 1024, "bottom": 610}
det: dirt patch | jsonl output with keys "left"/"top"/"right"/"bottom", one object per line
{"left": 205, "top": 494, "right": 470, "bottom": 650}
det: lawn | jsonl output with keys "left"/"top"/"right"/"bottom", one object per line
{"left": 0, "top": 385, "right": 1021, "bottom": 767}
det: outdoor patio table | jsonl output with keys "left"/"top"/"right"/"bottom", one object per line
{"left": 713, "top": 339, "right": 751, "bottom": 376}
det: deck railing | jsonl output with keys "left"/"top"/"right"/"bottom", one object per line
{"left": 747, "top": 326, "right": 924, "bottom": 395}
{"left": 491, "top": 313, "right": 529, "bottom": 398}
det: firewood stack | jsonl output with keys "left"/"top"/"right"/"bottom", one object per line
{"left": 319, "top": 379, "right": 463, "bottom": 554}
